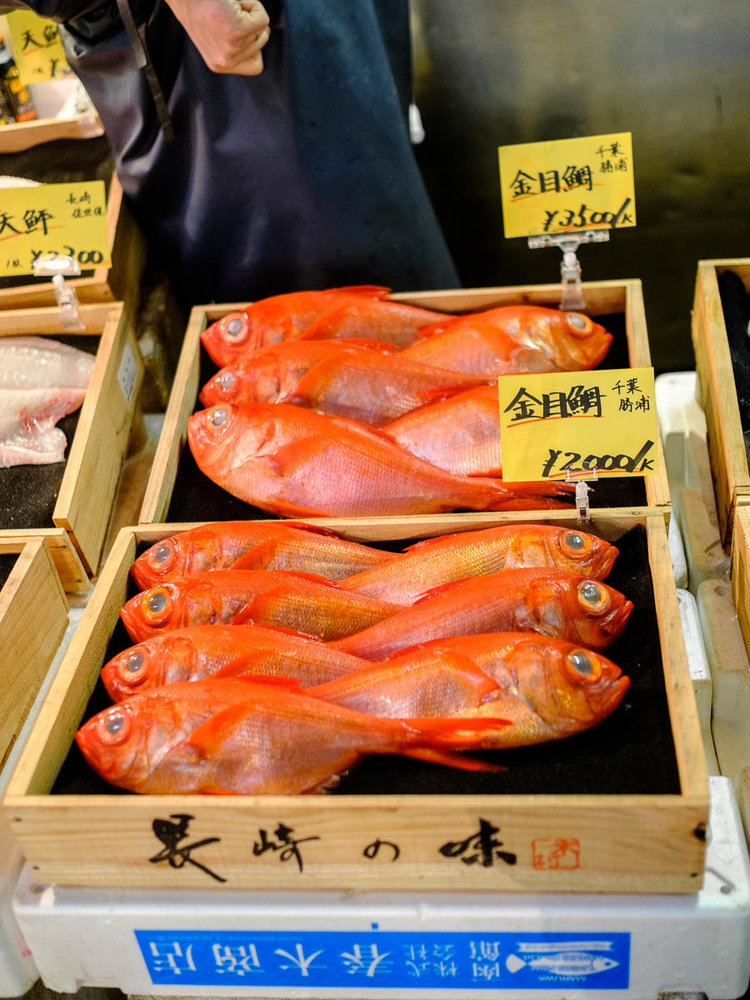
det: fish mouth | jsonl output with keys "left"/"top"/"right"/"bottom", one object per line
{"left": 601, "top": 599, "right": 634, "bottom": 639}
{"left": 597, "top": 545, "right": 619, "bottom": 579}
{"left": 598, "top": 673, "right": 631, "bottom": 716}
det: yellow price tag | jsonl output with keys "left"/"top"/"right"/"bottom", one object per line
{"left": 5, "top": 10, "right": 71, "bottom": 83}
{"left": 498, "top": 132, "right": 636, "bottom": 239}
{"left": 0, "top": 181, "right": 110, "bottom": 278}
{"left": 498, "top": 366, "right": 657, "bottom": 483}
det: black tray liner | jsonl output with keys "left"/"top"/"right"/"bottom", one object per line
{"left": 0, "top": 334, "right": 100, "bottom": 530}
{"left": 164, "top": 311, "right": 649, "bottom": 522}
{"left": 0, "top": 552, "right": 18, "bottom": 591}
{"left": 717, "top": 268, "right": 750, "bottom": 462}
{"left": 51, "top": 523, "right": 681, "bottom": 799}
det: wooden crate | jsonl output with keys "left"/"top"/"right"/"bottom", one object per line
{"left": 0, "top": 110, "right": 103, "bottom": 155}
{"left": 692, "top": 259, "right": 750, "bottom": 546}
{"left": 0, "top": 174, "right": 145, "bottom": 317}
{"left": 1, "top": 511, "right": 708, "bottom": 894}
{"left": 0, "top": 536, "right": 68, "bottom": 770}
{"left": 139, "top": 280, "right": 670, "bottom": 526}
{"left": 0, "top": 302, "right": 144, "bottom": 589}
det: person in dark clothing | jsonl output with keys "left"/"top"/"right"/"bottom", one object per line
{"left": 0, "top": 0, "right": 459, "bottom": 306}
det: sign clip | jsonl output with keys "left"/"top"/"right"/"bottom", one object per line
{"left": 527, "top": 230, "right": 610, "bottom": 310}
{"left": 33, "top": 253, "right": 84, "bottom": 331}
{"left": 565, "top": 466, "right": 598, "bottom": 522}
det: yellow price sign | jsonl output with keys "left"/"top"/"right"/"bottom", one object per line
{"left": 5, "top": 10, "right": 71, "bottom": 83}
{"left": 0, "top": 180, "right": 110, "bottom": 278}
{"left": 498, "top": 366, "right": 658, "bottom": 484}
{"left": 498, "top": 132, "right": 636, "bottom": 239}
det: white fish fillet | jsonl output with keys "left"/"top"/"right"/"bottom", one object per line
{"left": 0, "top": 387, "right": 86, "bottom": 467}
{"left": 0, "top": 336, "right": 94, "bottom": 390}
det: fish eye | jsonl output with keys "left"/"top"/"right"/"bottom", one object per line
{"left": 565, "top": 649, "right": 603, "bottom": 683}
{"left": 577, "top": 579, "right": 611, "bottom": 615}
{"left": 561, "top": 531, "right": 592, "bottom": 559}
{"left": 148, "top": 541, "right": 175, "bottom": 570}
{"left": 207, "top": 406, "right": 229, "bottom": 430}
{"left": 125, "top": 650, "right": 145, "bottom": 674}
{"left": 222, "top": 313, "right": 248, "bottom": 341}
{"left": 218, "top": 370, "right": 237, "bottom": 394}
{"left": 141, "top": 587, "right": 172, "bottom": 625}
{"left": 98, "top": 707, "right": 131, "bottom": 744}
{"left": 566, "top": 312, "right": 591, "bottom": 333}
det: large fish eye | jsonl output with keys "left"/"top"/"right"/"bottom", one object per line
{"left": 207, "top": 406, "right": 230, "bottom": 430}
{"left": 97, "top": 707, "right": 132, "bottom": 745}
{"left": 566, "top": 312, "right": 592, "bottom": 334}
{"left": 564, "top": 649, "right": 603, "bottom": 683}
{"left": 561, "top": 531, "right": 592, "bottom": 559}
{"left": 141, "top": 586, "right": 172, "bottom": 625}
{"left": 577, "top": 579, "right": 611, "bottom": 615}
{"left": 145, "top": 540, "right": 177, "bottom": 575}
{"left": 222, "top": 313, "right": 248, "bottom": 342}
{"left": 217, "top": 370, "right": 237, "bottom": 395}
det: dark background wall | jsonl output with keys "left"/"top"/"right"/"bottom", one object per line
{"left": 410, "top": 0, "right": 750, "bottom": 373}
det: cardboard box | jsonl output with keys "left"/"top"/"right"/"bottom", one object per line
{"left": 139, "top": 281, "right": 670, "bottom": 526}
{"left": 2, "top": 511, "right": 708, "bottom": 894}
{"left": 691, "top": 259, "right": 750, "bottom": 546}
{"left": 0, "top": 303, "right": 144, "bottom": 589}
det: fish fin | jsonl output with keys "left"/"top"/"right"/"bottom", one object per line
{"left": 327, "top": 285, "right": 391, "bottom": 297}
{"left": 414, "top": 316, "right": 464, "bottom": 339}
{"left": 278, "top": 521, "right": 344, "bottom": 537}
{"left": 407, "top": 716, "right": 513, "bottom": 745}
{"left": 415, "top": 382, "right": 489, "bottom": 405}
{"left": 428, "top": 652, "right": 501, "bottom": 701}
{"left": 185, "top": 705, "right": 253, "bottom": 758}
{"left": 402, "top": 747, "right": 505, "bottom": 772}
{"left": 230, "top": 590, "right": 322, "bottom": 638}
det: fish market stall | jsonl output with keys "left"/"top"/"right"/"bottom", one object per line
{"left": 0, "top": 302, "right": 144, "bottom": 590}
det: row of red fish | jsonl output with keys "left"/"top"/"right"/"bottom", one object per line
{"left": 182, "top": 287, "right": 614, "bottom": 517}
{"left": 75, "top": 520, "right": 633, "bottom": 795}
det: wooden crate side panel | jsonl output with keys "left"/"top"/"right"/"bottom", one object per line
{"left": 0, "top": 112, "right": 103, "bottom": 154}
{"left": 646, "top": 519, "right": 709, "bottom": 800}
{"left": 731, "top": 507, "right": 750, "bottom": 660}
{"left": 391, "top": 280, "right": 629, "bottom": 316}
{"left": 4, "top": 793, "right": 706, "bottom": 894}
{"left": 692, "top": 261, "right": 750, "bottom": 544}
{"left": 3, "top": 529, "right": 135, "bottom": 798}
{"left": 0, "top": 302, "right": 113, "bottom": 335}
{"left": 0, "top": 529, "right": 89, "bottom": 594}
{"left": 53, "top": 307, "right": 144, "bottom": 574}
{"left": 0, "top": 539, "right": 68, "bottom": 767}
{"left": 138, "top": 307, "right": 206, "bottom": 524}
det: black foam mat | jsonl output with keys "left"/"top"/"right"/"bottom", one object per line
{"left": 717, "top": 269, "right": 750, "bottom": 459}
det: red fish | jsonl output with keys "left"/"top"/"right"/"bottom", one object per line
{"left": 200, "top": 286, "right": 448, "bottom": 366}
{"left": 75, "top": 677, "right": 510, "bottom": 794}
{"left": 384, "top": 384, "right": 503, "bottom": 476}
{"left": 341, "top": 524, "right": 618, "bottom": 605}
{"left": 120, "top": 570, "right": 402, "bottom": 643}
{"left": 402, "top": 305, "right": 612, "bottom": 376}
{"left": 199, "top": 339, "right": 398, "bottom": 408}
{"left": 187, "top": 403, "right": 574, "bottom": 518}
{"left": 329, "top": 568, "right": 632, "bottom": 660}
{"left": 101, "top": 624, "right": 369, "bottom": 701}
{"left": 290, "top": 351, "right": 488, "bottom": 426}
{"left": 131, "top": 520, "right": 393, "bottom": 589}
{"left": 313, "top": 632, "right": 629, "bottom": 748}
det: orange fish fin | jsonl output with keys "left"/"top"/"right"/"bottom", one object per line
{"left": 430, "top": 652, "right": 501, "bottom": 701}
{"left": 408, "top": 716, "right": 512, "bottom": 745}
{"left": 414, "top": 316, "right": 464, "bottom": 340}
{"left": 402, "top": 747, "right": 505, "bottom": 773}
{"left": 327, "top": 285, "right": 391, "bottom": 297}
{"left": 401, "top": 532, "right": 463, "bottom": 553}
{"left": 416, "top": 383, "right": 487, "bottom": 406}
{"left": 185, "top": 705, "right": 253, "bottom": 758}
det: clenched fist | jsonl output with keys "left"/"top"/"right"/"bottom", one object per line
{"left": 165, "top": 0, "right": 271, "bottom": 75}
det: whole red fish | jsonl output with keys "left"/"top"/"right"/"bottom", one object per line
{"left": 402, "top": 305, "right": 612, "bottom": 376}
{"left": 329, "top": 568, "right": 632, "bottom": 660}
{"left": 120, "top": 570, "right": 401, "bottom": 643}
{"left": 199, "top": 339, "right": 398, "bottom": 408}
{"left": 313, "top": 632, "right": 630, "bottom": 748}
{"left": 341, "top": 523, "right": 618, "bottom": 605}
{"left": 384, "top": 384, "right": 503, "bottom": 476}
{"left": 75, "top": 677, "right": 510, "bottom": 794}
{"left": 187, "top": 402, "right": 574, "bottom": 517}
{"left": 200, "top": 286, "right": 448, "bottom": 366}
{"left": 131, "top": 520, "right": 394, "bottom": 589}
{"left": 101, "top": 624, "right": 370, "bottom": 701}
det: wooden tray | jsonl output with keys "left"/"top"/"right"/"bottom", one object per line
{"left": 691, "top": 259, "right": 750, "bottom": 546}
{"left": 0, "top": 303, "right": 144, "bottom": 589}
{"left": 0, "top": 536, "right": 68, "bottom": 770}
{"left": 139, "top": 281, "right": 670, "bottom": 526}
{"left": 1, "top": 511, "right": 707, "bottom": 894}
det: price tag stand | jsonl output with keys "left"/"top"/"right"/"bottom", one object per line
{"left": 31, "top": 252, "right": 83, "bottom": 330}
{"left": 527, "top": 230, "right": 610, "bottom": 310}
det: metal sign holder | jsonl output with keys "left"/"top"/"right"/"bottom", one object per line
{"left": 527, "top": 230, "right": 610, "bottom": 310}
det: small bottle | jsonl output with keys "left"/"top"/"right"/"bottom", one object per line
{"left": 0, "top": 36, "right": 36, "bottom": 122}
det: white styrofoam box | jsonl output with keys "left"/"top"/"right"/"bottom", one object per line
{"left": 0, "top": 819, "right": 36, "bottom": 998}
{"left": 669, "top": 513, "right": 688, "bottom": 588}
{"left": 678, "top": 588, "right": 720, "bottom": 776}
{"left": 11, "top": 777, "right": 750, "bottom": 999}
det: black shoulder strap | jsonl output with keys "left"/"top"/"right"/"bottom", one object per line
{"left": 115, "top": 0, "right": 174, "bottom": 139}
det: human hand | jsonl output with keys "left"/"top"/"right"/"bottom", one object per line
{"left": 164, "top": 0, "right": 271, "bottom": 75}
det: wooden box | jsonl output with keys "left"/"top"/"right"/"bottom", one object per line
{"left": 0, "top": 537, "right": 68, "bottom": 770}
{"left": 692, "top": 259, "right": 750, "bottom": 546}
{"left": 2, "top": 510, "right": 708, "bottom": 894}
{"left": 139, "top": 280, "right": 670, "bottom": 526}
{"left": 0, "top": 302, "right": 144, "bottom": 590}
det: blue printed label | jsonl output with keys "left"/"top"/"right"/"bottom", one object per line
{"left": 135, "top": 929, "right": 630, "bottom": 990}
